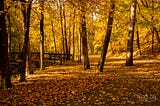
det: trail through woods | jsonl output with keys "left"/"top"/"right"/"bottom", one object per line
{"left": 0, "top": 56, "right": 160, "bottom": 105}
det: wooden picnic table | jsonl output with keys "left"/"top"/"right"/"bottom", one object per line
{"left": 45, "top": 53, "right": 72, "bottom": 64}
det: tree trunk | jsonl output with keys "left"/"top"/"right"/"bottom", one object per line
{"left": 58, "top": 0, "right": 65, "bottom": 54}
{"left": 20, "top": 0, "right": 32, "bottom": 82}
{"left": 51, "top": 20, "right": 57, "bottom": 53}
{"left": 136, "top": 26, "right": 141, "bottom": 55}
{"left": 154, "top": 28, "right": 160, "bottom": 43}
{"left": 63, "top": 3, "right": 69, "bottom": 59}
{"left": 126, "top": 0, "right": 137, "bottom": 66}
{"left": 78, "top": 27, "right": 82, "bottom": 63}
{"left": 7, "top": 14, "right": 12, "bottom": 59}
{"left": 151, "top": 0, "right": 154, "bottom": 53}
{"left": 81, "top": 7, "right": 90, "bottom": 70}
{"left": 40, "top": 0, "right": 45, "bottom": 71}
{"left": 151, "top": 28, "right": 154, "bottom": 53}
{"left": 68, "top": 28, "right": 71, "bottom": 60}
{"left": 27, "top": 1, "right": 33, "bottom": 75}
{"left": 72, "top": 9, "right": 76, "bottom": 61}
{"left": 7, "top": 14, "right": 13, "bottom": 82}
{"left": 28, "top": 43, "right": 33, "bottom": 74}
{"left": 0, "top": 0, "right": 12, "bottom": 89}
{"left": 97, "top": 0, "right": 115, "bottom": 72}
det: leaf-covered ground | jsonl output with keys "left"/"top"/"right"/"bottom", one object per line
{"left": 0, "top": 56, "right": 160, "bottom": 105}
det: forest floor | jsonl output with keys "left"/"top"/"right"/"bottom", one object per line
{"left": 0, "top": 55, "right": 160, "bottom": 106}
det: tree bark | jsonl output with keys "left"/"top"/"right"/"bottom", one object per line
{"left": 68, "top": 28, "right": 71, "bottom": 60}
{"left": 7, "top": 14, "right": 13, "bottom": 83}
{"left": 40, "top": 0, "right": 45, "bottom": 71}
{"left": 20, "top": 0, "right": 32, "bottom": 82}
{"left": 27, "top": 1, "right": 33, "bottom": 75}
{"left": 7, "top": 14, "right": 12, "bottom": 59}
{"left": 78, "top": 27, "right": 82, "bottom": 63}
{"left": 81, "top": 5, "right": 90, "bottom": 70}
{"left": 154, "top": 28, "right": 160, "bottom": 44}
{"left": 151, "top": 28, "right": 154, "bottom": 53}
{"left": 20, "top": 0, "right": 27, "bottom": 82}
{"left": 136, "top": 26, "right": 141, "bottom": 55}
{"left": 0, "top": 0, "right": 12, "bottom": 89}
{"left": 51, "top": 20, "right": 57, "bottom": 53}
{"left": 63, "top": 3, "right": 69, "bottom": 59}
{"left": 126, "top": 0, "right": 137, "bottom": 66}
{"left": 97, "top": 0, "right": 115, "bottom": 72}
{"left": 72, "top": 9, "right": 76, "bottom": 61}
{"left": 28, "top": 43, "right": 33, "bottom": 74}
{"left": 151, "top": 0, "right": 154, "bottom": 53}
{"left": 58, "top": 0, "right": 65, "bottom": 54}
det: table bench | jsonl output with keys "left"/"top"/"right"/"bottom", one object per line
{"left": 9, "top": 60, "right": 22, "bottom": 74}
{"left": 46, "top": 53, "right": 72, "bottom": 64}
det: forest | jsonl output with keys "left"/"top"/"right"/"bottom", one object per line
{"left": 0, "top": 0, "right": 160, "bottom": 105}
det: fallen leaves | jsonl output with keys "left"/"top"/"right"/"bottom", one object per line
{"left": 0, "top": 58, "right": 160, "bottom": 105}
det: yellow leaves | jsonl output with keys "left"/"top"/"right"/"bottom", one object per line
{"left": 1, "top": 58, "right": 160, "bottom": 105}
{"left": 101, "top": 91, "right": 106, "bottom": 95}
{"left": 112, "top": 97, "right": 116, "bottom": 101}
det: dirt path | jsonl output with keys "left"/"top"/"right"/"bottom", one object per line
{"left": 0, "top": 57, "right": 160, "bottom": 105}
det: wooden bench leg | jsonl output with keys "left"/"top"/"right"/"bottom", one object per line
{"left": 60, "top": 58, "right": 62, "bottom": 64}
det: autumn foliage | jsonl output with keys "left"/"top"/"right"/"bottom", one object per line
{"left": 0, "top": 56, "right": 160, "bottom": 105}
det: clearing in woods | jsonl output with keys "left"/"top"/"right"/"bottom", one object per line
{"left": 0, "top": 55, "right": 160, "bottom": 105}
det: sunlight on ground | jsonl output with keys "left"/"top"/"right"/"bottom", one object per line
{"left": 1, "top": 57, "right": 160, "bottom": 105}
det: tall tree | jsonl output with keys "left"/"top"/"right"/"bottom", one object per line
{"left": 40, "top": 0, "right": 45, "bottom": 70}
{"left": 78, "top": 27, "right": 82, "bottom": 63}
{"left": 58, "top": 0, "right": 65, "bottom": 53}
{"left": 97, "top": 0, "right": 115, "bottom": 72}
{"left": 0, "top": 0, "right": 12, "bottom": 89}
{"left": 126, "top": 0, "right": 137, "bottom": 66}
{"left": 72, "top": 9, "right": 76, "bottom": 61}
{"left": 7, "top": 14, "right": 12, "bottom": 58}
{"left": 136, "top": 26, "right": 141, "bottom": 55}
{"left": 47, "top": 3, "right": 57, "bottom": 53}
{"left": 151, "top": 0, "right": 154, "bottom": 53}
{"left": 20, "top": 0, "right": 33, "bottom": 82}
{"left": 63, "top": 3, "right": 69, "bottom": 57}
{"left": 80, "top": 0, "right": 90, "bottom": 70}
{"left": 51, "top": 20, "right": 57, "bottom": 53}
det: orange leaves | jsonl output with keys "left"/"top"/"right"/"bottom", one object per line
{"left": 0, "top": 58, "right": 160, "bottom": 105}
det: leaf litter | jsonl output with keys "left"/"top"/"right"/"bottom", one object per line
{"left": 0, "top": 57, "right": 160, "bottom": 105}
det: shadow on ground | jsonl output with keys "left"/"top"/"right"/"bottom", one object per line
{"left": 0, "top": 56, "right": 160, "bottom": 105}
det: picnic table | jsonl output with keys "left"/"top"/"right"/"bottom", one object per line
{"left": 46, "top": 53, "right": 72, "bottom": 64}
{"left": 10, "top": 52, "right": 72, "bottom": 67}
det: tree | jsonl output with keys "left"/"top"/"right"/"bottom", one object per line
{"left": 80, "top": 0, "right": 90, "bottom": 70}
{"left": 136, "top": 26, "right": 141, "bottom": 55}
{"left": 126, "top": 0, "right": 137, "bottom": 66}
{"left": 97, "top": 0, "right": 115, "bottom": 72}
{"left": 151, "top": 0, "right": 154, "bottom": 53}
{"left": 58, "top": 0, "right": 65, "bottom": 54}
{"left": 7, "top": 14, "right": 12, "bottom": 58}
{"left": 51, "top": 19, "right": 57, "bottom": 53}
{"left": 63, "top": 3, "right": 69, "bottom": 58}
{"left": 0, "top": 0, "right": 12, "bottom": 89}
{"left": 72, "top": 8, "right": 76, "bottom": 61}
{"left": 40, "top": 0, "right": 45, "bottom": 71}
{"left": 20, "top": 0, "right": 33, "bottom": 82}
